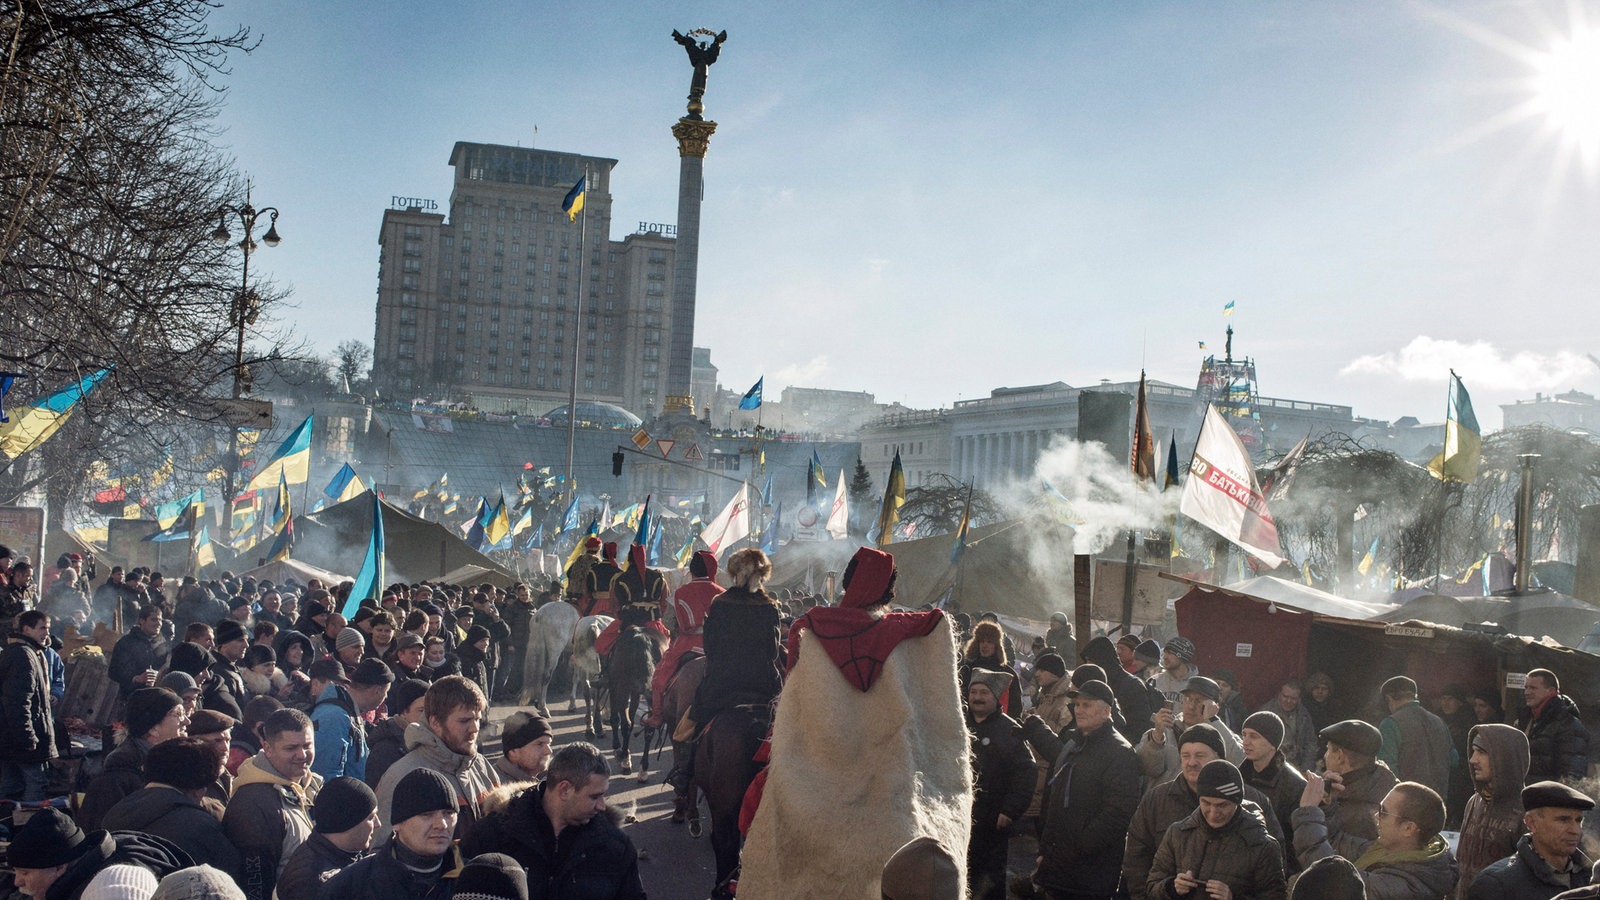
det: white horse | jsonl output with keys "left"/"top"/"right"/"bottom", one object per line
{"left": 519, "top": 600, "right": 580, "bottom": 714}
{"left": 570, "top": 614, "right": 613, "bottom": 735}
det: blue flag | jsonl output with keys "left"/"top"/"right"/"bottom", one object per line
{"left": 738, "top": 377, "right": 763, "bottom": 410}
{"left": 343, "top": 492, "right": 385, "bottom": 618}
{"left": 558, "top": 496, "right": 580, "bottom": 534}
{"left": 633, "top": 495, "right": 653, "bottom": 550}
{"left": 762, "top": 501, "right": 783, "bottom": 556}
{"left": 0, "top": 372, "right": 22, "bottom": 423}
{"left": 466, "top": 497, "right": 489, "bottom": 550}
{"left": 648, "top": 517, "right": 664, "bottom": 566}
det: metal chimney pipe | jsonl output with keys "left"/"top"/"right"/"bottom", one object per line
{"left": 1515, "top": 453, "right": 1541, "bottom": 594}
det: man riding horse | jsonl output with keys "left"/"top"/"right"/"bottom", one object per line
{"left": 644, "top": 550, "right": 723, "bottom": 729}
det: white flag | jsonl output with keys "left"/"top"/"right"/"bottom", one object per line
{"left": 825, "top": 469, "right": 849, "bottom": 540}
{"left": 702, "top": 483, "right": 752, "bottom": 557}
{"left": 1179, "top": 405, "right": 1286, "bottom": 568}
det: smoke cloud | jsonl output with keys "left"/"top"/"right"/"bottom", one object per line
{"left": 993, "top": 437, "right": 1179, "bottom": 571}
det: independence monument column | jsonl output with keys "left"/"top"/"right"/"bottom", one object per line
{"left": 665, "top": 28, "right": 726, "bottom": 415}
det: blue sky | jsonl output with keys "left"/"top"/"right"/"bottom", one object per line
{"left": 211, "top": 1, "right": 1600, "bottom": 427}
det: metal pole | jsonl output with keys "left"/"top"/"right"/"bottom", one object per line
{"left": 562, "top": 167, "right": 589, "bottom": 507}
{"left": 1515, "top": 453, "right": 1540, "bottom": 595}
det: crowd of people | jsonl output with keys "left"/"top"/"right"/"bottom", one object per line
{"left": 0, "top": 545, "right": 642, "bottom": 900}
{"left": 4, "top": 539, "right": 1600, "bottom": 900}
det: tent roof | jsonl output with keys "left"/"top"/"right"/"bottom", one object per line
{"left": 1219, "top": 575, "right": 1393, "bottom": 620}
{"left": 236, "top": 558, "right": 350, "bottom": 588}
{"left": 294, "top": 491, "right": 515, "bottom": 584}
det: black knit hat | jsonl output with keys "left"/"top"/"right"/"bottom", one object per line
{"left": 1034, "top": 653, "right": 1067, "bottom": 679}
{"left": 388, "top": 678, "right": 430, "bottom": 716}
{"left": 314, "top": 776, "right": 378, "bottom": 834}
{"left": 168, "top": 641, "right": 211, "bottom": 677}
{"left": 391, "top": 768, "right": 457, "bottom": 824}
{"left": 214, "top": 618, "right": 247, "bottom": 647}
{"left": 243, "top": 644, "right": 276, "bottom": 669}
{"left": 1134, "top": 639, "right": 1162, "bottom": 667}
{"left": 1070, "top": 663, "right": 1107, "bottom": 687}
{"left": 1196, "top": 759, "right": 1245, "bottom": 802}
{"left": 350, "top": 658, "right": 395, "bottom": 686}
{"left": 1291, "top": 856, "right": 1366, "bottom": 900}
{"left": 465, "top": 624, "right": 491, "bottom": 646}
{"left": 501, "top": 711, "right": 552, "bottom": 752}
{"left": 455, "top": 853, "right": 528, "bottom": 900}
{"left": 1178, "top": 722, "right": 1225, "bottom": 759}
{"left": 126, "top": 687, "right": 182, "bottom": 739}
{"left": 7, "top": 808, "right": 91, "bottom": 869}
{"left": 1242, "top": 711, "right": 1286, "bottom": 749}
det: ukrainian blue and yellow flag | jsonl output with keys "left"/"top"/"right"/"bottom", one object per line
{"left": 484, "top": 496, "right": 512, "bottom": 547}
{"left": 1357, "top": 537, "right": 1380, "bottom": 576}
{"left": 950, "top": 482, "right": 974, "bottom": 564}
{"left": 247, "top": 414, "right": 313, "bottom": 491}
{"left": 265, "top": 473, "right": 293, "bottom": 562}
{"left": 632, "top": 496, "right": 653, "bottom": 554}
{"left": 563, "top": 518, "right": 599, "bottom": 584}
{"left": 562, "top": 177, "right": 586, "bottom": 222}
{"left": 0, "top": 368, "right": 112, "bottom": 459}
{"left": 1427, "top": 371, "right": 1481, "bottom": 483}
{"left": 155, "top": 490, "right": 205, "bottom": 530}
{"left": 811, "top": 450, "right": 826, "bottom": 486}
{"left": 323, "top": 463, "right": 365, "bottom": 503}
{"left": 342, "top": 491, "right": 385, "bottom": 618}
{"left": 145, "top": 498, "right": 200, "bottom": 543}
{"left": 193, "top": 525, "right": 216, "bottom": 573}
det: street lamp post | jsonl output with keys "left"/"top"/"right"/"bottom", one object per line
{"left": 211, "top": 192, "right": 280, "bottom": 551}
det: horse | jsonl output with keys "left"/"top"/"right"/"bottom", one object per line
{"left": 692, "top": 702, "right": 770, "bottom": 899}
{"left": 569, "top": 614, "right": 612, "bottom": 736}
{"left": 518, "top": 600, "right": 580, "bottom": 714}
{"left": 605, "top": 623, "right": 661, "bottom": 775}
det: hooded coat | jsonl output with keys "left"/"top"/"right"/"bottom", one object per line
{"left": 1291, "top": 804, "right": 1459, "bottom": 900}
{"left": 310, "top": 681, "right": 370, "bottom": 781}
{"left": 650, "top": 551, "right": 723, "bottom": 719}
{"left": 37, "top": 829, "right": 192, "bottom": 900}
{"left": 1457, "top": 723, "right": 1532, "bottom": 896}
{"left": 1147, "top": 802, "right": 1287, "bottom": 900}
{"left": 222, "top": 751, "right": 323, "bottom": 900}
{"left": 100, "top": 784, "right": 242, "bottom": 878}
{"left": 372, "top": 719, "right": 499, "bottom": 845}
{"left": 1083, "top": 635, "right": 1156, "bottom": 744}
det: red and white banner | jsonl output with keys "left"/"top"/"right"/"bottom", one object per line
{"left": 702, "top": 483, "right": 752, "bottom": 557}
{"left": 1179, "top": 405, "right": 1286, "bottom": 568}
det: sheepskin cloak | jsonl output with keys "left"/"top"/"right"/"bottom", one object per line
{"left": 738, "top": 614, "right": 971, "bottom": 899}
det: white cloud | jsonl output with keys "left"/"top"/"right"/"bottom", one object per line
{"left": 772, "top": 355, "right": 831, "bottom": 388}
{"left": 1340, "top": 336, "right": 1597, "bottom": 389}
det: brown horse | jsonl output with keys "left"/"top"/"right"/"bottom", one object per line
{"left": 692, "top": 703, "right": 769, "bottom": 899}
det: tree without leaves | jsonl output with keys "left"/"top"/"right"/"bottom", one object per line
{"left": 0, "top": 1, "right": 309, "bottom": 529}
{"left": 334, "top": 339, "right": 371, "bottom": 392}
{"left": 898, "top": 473, "right": 1000, "bottom": 537}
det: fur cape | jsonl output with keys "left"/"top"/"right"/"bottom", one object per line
{"left": 738, "top": 615, "right": 971, "bottom": 899}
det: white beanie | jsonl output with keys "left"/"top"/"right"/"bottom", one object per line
{"left": 83, "top": 864, "right": 159, "bottom": 899}
{"left": 151, "top": 866, "right": 246, "bottom": 900}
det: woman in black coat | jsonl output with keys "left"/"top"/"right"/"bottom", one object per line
{"left": 693, "top": 549, "right": 784, "bottom": 724}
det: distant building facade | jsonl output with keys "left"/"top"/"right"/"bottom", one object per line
{"left": 372, "top": 142, "right": 680, "bottom": 416}
{"left": 1502, "top": 390, "right": 1600, "bottom": 436}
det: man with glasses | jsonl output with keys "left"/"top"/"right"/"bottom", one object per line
{"left": 1293, "top": 776, "right": 1458, "bottom": 898}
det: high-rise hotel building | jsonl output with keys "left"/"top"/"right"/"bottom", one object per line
{"left": 373, "top": 142, "right": 679, "bottom": 415}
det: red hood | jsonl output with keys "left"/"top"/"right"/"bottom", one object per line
{"left": 840, "top": 548, "right": 895, "bottom": 609}
{"left": 628, "top": 542, "right": 648, "bottom": 574}
{"left": 693, "top": 550, "right": 718, "bottom": 580}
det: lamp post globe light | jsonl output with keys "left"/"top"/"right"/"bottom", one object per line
{"left": 212, "top": 191, "right": 280, "bottom": 549}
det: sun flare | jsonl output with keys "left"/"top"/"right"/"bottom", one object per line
{"left": 1529, "top": 26, "right": 1600, "bottom": 166}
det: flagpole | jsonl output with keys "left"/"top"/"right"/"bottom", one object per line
{"left": 1433, "top": 371, "right": 1452, "bottom": 590}
{"left": 563, "top": 166, "right": 590, "bottom": 509}
{"left": 301, "top": 405, "right": 315, "bottom": 514}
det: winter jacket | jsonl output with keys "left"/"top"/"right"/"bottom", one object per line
{"left": 1467, "top": 834, "right": 1593, "bottom": 900}
{"left": 173, "top": 589, "right": 229, "bottom": 631}
{"left": 1256, "top": 697, "right": 1321, "bottom": 771}
{"left": 1147, "top": 803, "right": 1287, "bottom": 900}
{"left": 77, "top": 737, "right": 150, "bottom": 831}
{"left": 372, "top": 720, "right": 499, "bottom": 845}
{"left": 319, "top": 835, "right": 464, "bottom": 900}
{"left": 692, "top": 587, "right": 784, "bottom": 723}
{"left": 1124, "top": 771, "right": 1285, "bottom": 893}
{"left": 311, "top": 682, "right": 370, "bottom": 781}
{"left": 1083, "top": 636, "right": 1156, "bottom": 744}
{"left": 1326, "top": 761, "right": 1399, "bottom": 844}
{"left": 461, "top": 781, "right": 648, "bottom": 900}
{"left": 1292, "top": 804, "right": 1459, "bottom": 900}
{"left": 277, "top": 832, "right": 369, "bottom": 900}
{"left": 101, "top": 784, "right": 242, "bottom": 878}
{"left": 970, "top": 710, "right": 1035, "bottom": 831}
{"left": 1137, "top": 715, "right": 1245, "bottom": 787}
{"left": 1033, "top": 675, "right": 1075, "bottom": 736}
{"left": 107, "top": 627, "right": 167, "bottom": 698}
{"left": 36, "top": 829, "right": 192, "bottom": 900}
{"left": 204, "top": 650, "right": 246, "bottom": 721}
{"left": 222, "top": 751, "right": 323, "bottom": 900}
{"left": 1031, "top": 720, "right": 1143, "bottom": 896}
{"left": 1242, "top": 752, "right": 1309, "bottom": 861}
{"left": 1517, "top": 695, "right": 1590, "bottom": 783}
{"left": 1381, "top": 699, "right": 1456, "bottom": 797}
{"left": 364, "top": 716, "right": 409, "bottom": 789}
{"left": 1458, "top": 723, "right": 1533, "bottom": 897}
{"left": 0, "top": 631, "right": 56, "bottom": 763}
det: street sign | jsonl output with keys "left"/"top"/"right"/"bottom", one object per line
{"left": 656, "top": 439, "right": 676, "bottom": 457}
{"left": 213, "top": 398, "right": 274, "bottom": 429}
{"left": 684, "top": 443, "right": 704, "bottom": 461}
